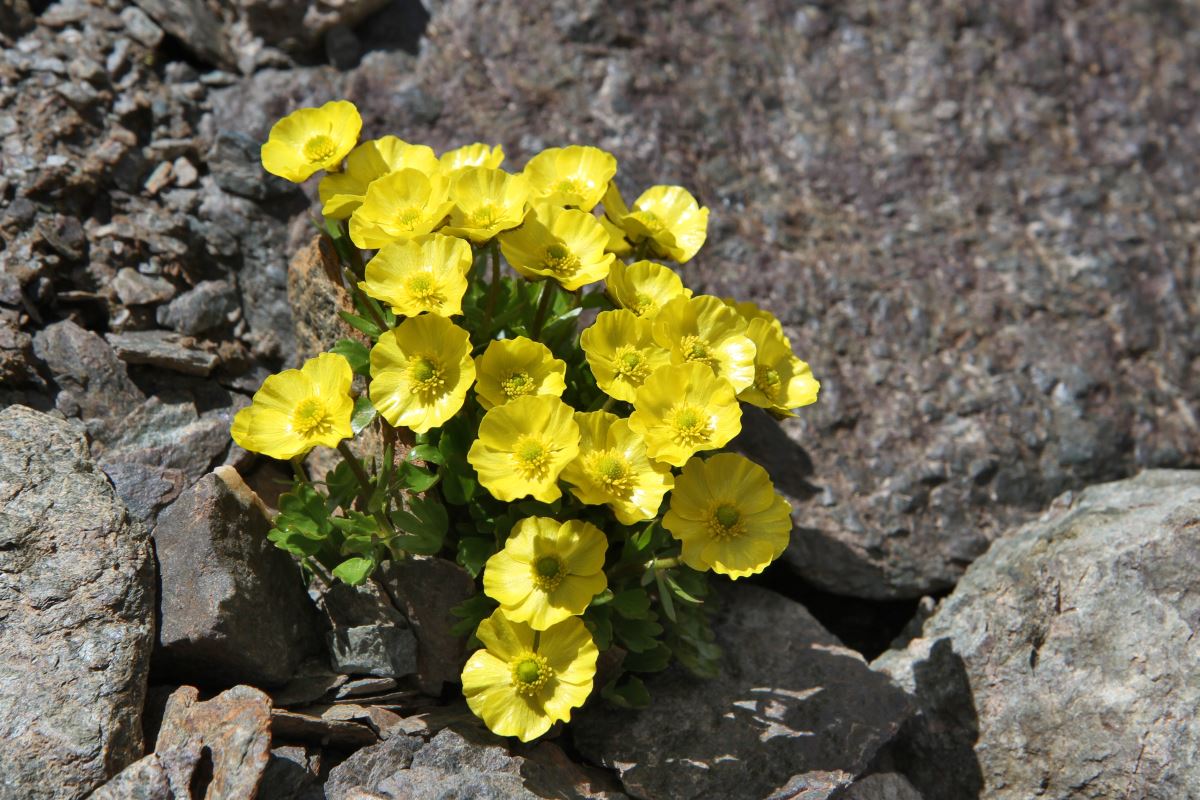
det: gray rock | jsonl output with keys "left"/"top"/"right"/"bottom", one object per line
{"left": 259, "top": 745, "right": 326, "bottom": 800}
{"left": 88, "top": 755, "right": 172, "bottom": 800}
{"left": 119, "top": 5, "right": 165, "bottom": 49}
{"left": 32, "top": 319, "right": 144, "bottom": 424}
{"left": 210, "top": 130, "right": 295, "bottom": 201}
{"left": 112, "top": 267, "right": 176, "bottom": 306}
{"left": 106, "top": 330, "right": 220, "bottom": 376}
{"left": 573, "top": 585, "right": 913, "bottom": 800}
{"left": 100, "top": 461, "right": 185, "bottom": 525}
{"left": 840, "top": 774, "right": 924, "bottom": 800}
{"left": 130, "top": 0, "right": 231, "bottom": 66}
{"left": 0, "top": 406, "right": 155, "bottom": 799}
{"left": 155, "top": 279, "right": 239, "bottom": 336}
{"left": 319, "top": 578, "right": 419, "bottom": 679}
{"left": 95, "top": 395, "right": 238, "bottom": 485}
{"left": 153, "top": 466, "right": 323, "bottom": 688}
{"left": 873, "top": 470, "right": 1200, "bottom": 800}
{"left": 325, "top": 724, "right": 627, "bottom": 800}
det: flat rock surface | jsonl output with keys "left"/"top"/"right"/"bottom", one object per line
{"left": 572, "top": 585, "right": 913, "bottom": 800}
{"left": 873, "top": 470, "right": 1200, "bottom": 800}
{"left": 0, "top": 405, "right": 154, "bottom": 800}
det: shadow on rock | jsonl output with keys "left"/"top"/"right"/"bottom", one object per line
{"left": 732, "top": 406, "right": 820, "bottom": 503}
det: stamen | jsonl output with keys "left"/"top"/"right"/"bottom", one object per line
{"left": 303, "top": 134, "right": 336, "bottom": 163}
{"left": 292, "top": 396, "right": 332, "bottom": 438}
{"left": 668, "top": 405, "right": 711, "bottom": 446}
{"left": 501, "top": 371, "right": 535, "bottom": 399}
{"left": 511, "top": 653, "right": 553, "bottom": 695}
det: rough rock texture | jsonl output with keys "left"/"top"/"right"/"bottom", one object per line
{"left": 0, "top": 405, "right": 154, "bottom": 800}
{"left": 317, "top": 576, "right": 419, "bottom": 678}
{"left": 873, "top": 470, "right": 1200, "bottom": 800}
{"left": 287, "top": 235, "right": 359, "bottom": 362}
{"left": 839, "top": 774, "right": 925, "bottom": 800}
{"left": 88, "top": 755, "right": 173, "bottom": 800}
{"left": 573, "top": 585, "right": 913, "bottom": 800}
{"left": 325, "top": 724, "right": 627, "bottom": 800}
{"left": 152, "top": 466, "right": 323, "bottom": 688}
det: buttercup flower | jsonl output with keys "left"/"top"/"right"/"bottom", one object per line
{"left": 561, "top": 411, "right": 674, "bottom": 524}
{"left": 318, "top": 136, "right": 439, "bottom": 219}
{"left": 358, "top": 234, "right": 472, "bottom": 317}
{"left": 740, "top": 318, "right": 820, "bottom": 415}
{"left": 580, "top": 309, "right": 670, "bottom": 403}
{"left": 629, "top": 363, "right": 742, "bottom": 467}
{"left": 474, "top": 337, "right": 567, "bottom": 411}
{"left": 603, "top": 182, "right": 709, "bottom": 263}
{"left": 468, "top": 396, "right": 580, "bottom": 503}
{"left": 349, "top": 169, "right": 454, "bottom": 249}
{"left": 440, "top": 142, "right": 506, "bottom": 174}
{"left": 369, "top": 314, "right": 475, "bottom": 433}
{"left": 722, "top": 297, "right": 787, "bottom": 339}
{"left": 260, "top": 100, "right": 361, "bottom": 182}
{"left": 663, "top": 452, "right": 792, "bottom": 578}
{"left": 600, "top": 214, "right": 632, "bottom": 257}
{"left": 606, "top": 260, "right": 692, "bottom": 319}
{"left": 231, "top": 353, "right": 354, "bottom": 459}
{"left": 483, "top": 517, "right": 607, "bottom": 629}
{"left": 461, "top": 611, "right": 597, "bottom": 742}
{"left": 653, "top": 295, "right": 757, "bottom": 392}
{"left": 499, "top": 206, "right": 614, "bottom": 291}
{"left": 522, "top": 145, "right": 617, "bottom": 211}
{"left": 442, "top": 167, "right": 531, "bottom": 243}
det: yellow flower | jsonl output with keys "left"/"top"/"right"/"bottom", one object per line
{"left": 740, "top": 318, "right": 820, "bottom": 415}
{"left": 606, "top": 260, "right": 692, "bottom": 319}
{"left": 579, "top": 309, "right": 669, "bottom": 403}
{"left": 442, "top": 167, "right": 531, "bottom": 243}
{"left": 483, "top": 517, "right": 607, "bottom": 629}
{"left": 628, "top": 363, "right": 742, "bottom": 467}
{"left": 652, "top": 295, "right": 756, "bottom": 392}
{"left": 561, "top": 411, "right": 674, "bottom": 524}
{"left": 440, "top": 142, "right": 505, "bottom": 174}
{"left": 474, "top": 337, "right": 567, "bottom": 411}
{"left": 522, "top": 145, "right": 617, "bottom": 211}
{"left": 603, "top": 182, "right": 709, "bottom": 263}
{"left": 318, "top": 136, "right": 439, "bottom": 219}
{"left": 369, "top": 315, "right": 475, "bottom": 433}
{"left": 499, "top": 206, "right": 614, "bottom": 291}
{"left": 662, "top": 453, "right": 792, "bottom": 578}
{"left": 600, "top": 214, "right": 632, "bottom": 257}
{"left": 349, "top": 168, "right": 454, "bottom": 249}
{"left": 461, "top": 610, "right": 597, "bottom": 742}
{"left": 231, "top": 353, "right": 354, "bottom": 460}
{"left": 357, "top": 234, "right": 472, "bottom": 318}
{"left": 468, "top": 396, "right": 580, "bottom": 503}
{"left": 260, "top": 100, "right": 361, "bottom": 183}
{"left": 721, "top": 297, "right": 786, "bottom": 338}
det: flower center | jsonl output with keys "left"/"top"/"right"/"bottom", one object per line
{"left": 303, "top": 134, "right": 336, "bottom": 163}
{"left": 532, "top": 556, "right": 564, "bottom": 591}
{"left": 394, "top": 207, "right": 424, "bottom": 231}
{"left": 667, "top": 404, "right": 711, "bottom": 446}
{"left": 708, "top": 502, "right": 745, "bottom": 539}
{"left": 555, "top": 178, "right": 582, "bottom": 198}
{"left": 633, "top": 210, "right": 665, "bottom": 234}
{"left": 755, "top": 365, "right": 782, "bottom": 400}
{"left": 632, "top": 292, "right": 657, "bottom": 316}
{"left": 291, "top": 396, "right": 332, "bottom": 438}
{"left": 511, "top": 653, "right": 552, "bottom": 695}
{"left": 585, "top": 450, "right": 632, "bottom": 497}
{"left": 405, "top": 272, "right": 443, "bottom": 307}
{"left": 467, "top": 205, "right": 499, "bottom": 228}
{"left": 512, "top": 435, "right": 550, "bottom": 479}
{"left": 679, "top": 335, "right": 714, "bottom": 367}
{"left": 613, "top": 346, "right": 649, "bottom": 385}
{"left": 408, "top": 355, "right": 445, "bottom": 396}
{"left": 543, "top": 243, "right": 581, "bottom": 277}
{"left": 501, "top": 371, "right": 535, "bottom": 400}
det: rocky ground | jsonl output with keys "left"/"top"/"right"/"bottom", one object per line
{"left": 0, "top": 0, "right": 1197, "bottom": 798}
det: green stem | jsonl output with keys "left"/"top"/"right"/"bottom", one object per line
{"left": 482, "top": 241, "right": 502, "bottom": 331}
{"left": 651, "top": 556, "right": 681, "bottom": 571}
{"left": 337, "top": 442, "right": 398, "bottom": 539}
{"left": 290, "top": 456, "right": 308, "bottom": 484}
{"left": 601, "top": 396, "right": 616, "bottom": 413}
{"left": 531, "top": 280, "right": 556, "bottom": 339}
{"left": 344, "top": 266, "right": 389, "bottom": 333}
{"left": 632, "top": 238, "right": 651, "bottom": 261}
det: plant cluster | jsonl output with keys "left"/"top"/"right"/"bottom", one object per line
{"left": 233, "top": 100, "right": 820, "bottom": 741}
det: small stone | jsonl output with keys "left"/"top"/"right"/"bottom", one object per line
{"left": 100, "top": 461, "right": 185, "bottom": 524}
{"left": 155, "top": 685, "right": 272, "bottom": 798}
{"left": 337, "top": 677, "right": 399, "bottom": 699}
{"left": 143, "top": 161, "right": 174, "bottom": 195}
{"left": 269, "top": 708, "right": 380, "bottom": 749}
{"left": 318, "top": 577, "right": 420, "bottom": 679}
{"left": 172, "top": 155, "right": 199, "bottom": 187}
{"left": 210, "top": 130, "right": 295, "bottom": 200}
{"left": 120, "top": 5, "right": 164, "bottom": 48}
{"left": 33, "top": 319, "right": 144, "bottom": 424}
{"left": 89, "top": 754, "right": 173, "bottom": 800}
{"left": 156, "top": 279, "right": 239, "bottom": 335}
{"left": 106, "top": 330, "right": 219, "bottom": 376}
{"left": 112, "top": 267, "right": 176, "bottom": 306}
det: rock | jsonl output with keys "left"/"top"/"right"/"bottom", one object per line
{"left": 873, "top": 470, "right": 1200, "bottom": 800}
{"left": 269, "top": 707, "right": 380, "bottom": 749}
{"left": 259, "top": 745, "right": 326, "bottom": 800}
{"left": 210, "top": 130, "right": 295, "bottom": 201}
{"left": 32, "top": 319, "right": 144, "bottom": 425}
{"left": 130, "top": 0, "right": 231, "bottom": 67}
{"left": 88, "top": 755, "right": 173, "bottom": 800}
{"left": 119, "top": 5, "right": 165, "bottom": 49}
{"left": 573, "top": 585, "right": 913, "bottom": 800}
{"left": 94, "top": 395, "right": 239, "bottom": 485}
{"left": 153, "top": 466, "right": 323, "bottom": 688}
{"left": 112, "top": 267, "right": 176, "bottom": 306}
{"left": 318, "top": 577, "right": 419, "bottom": 679}
{"left": 101, "top": 462, "right": 185, "bottom": 525}
{"left": 155, "top": 279, "right": 239, "bottom": 336}
{"left": 0, "top": 406, "right": 155, "bottom": 799}
{"left": 106, "top": 330, "right": 220, "bottom": 376}
{"left": 379, "top": 556, "right": 476, "bottom": 694}
{"left": 155, "top": 685, "right": 273, "bottom": 798}
{"left": 325, "top": 724, "right": 628, "bottom": 800}
{"left": 841, "top": 774, "right": 925, "bottom": 800}
{"left": 287, "top": 235, "right": 360, "bottom": 361}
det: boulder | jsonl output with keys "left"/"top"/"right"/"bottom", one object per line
{"left": 0, "top": 406, "right": 155, "bottom": 799}
{"left": 573, "top": 585, "right": 913, "bottom": 800}
{"left": 32, "top": 319, "right": 143, "bottom": 426}
{"left": 317, "top": 576, "right": 419, "bottom": 679}
{"left": 873, "top": 470, "right": 1200, "bottom": 800}
{"left": 153, "top": 466, "right": 323, "bottom": 688}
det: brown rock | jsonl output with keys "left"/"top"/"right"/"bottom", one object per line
{"left": 287, "top": 234, "right": 360, "bottom": 362}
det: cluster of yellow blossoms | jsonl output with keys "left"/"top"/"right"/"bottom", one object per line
{"left": 237, "top": 100, "right": 819, "bottom": 742}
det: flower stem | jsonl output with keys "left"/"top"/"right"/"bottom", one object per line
{"left": 290, "top": 456, "right": 308, "bottom": 484}
{"left": 531, "top": 280, "right": 556, "bottom": 339}
{"left": 650, "top": 556, "right": 681, "bottom": 571}
{"left": 601, "top": 396, "right": 616, "bottom": 413}
{"left": 633, "top": 238, "right": 651, "bottom": 261}
{"left": 336, "top": 441, "right": 374, "bottom": 509}
{"left": 482, "top": 241, "right": 502, "bottom": 331}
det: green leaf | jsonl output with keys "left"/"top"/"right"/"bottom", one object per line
{"left": 602, "top": 675, "right": 651, "bottom": 709}
{"left": 664, "top": 571, "right": 705, "bottom": 605}
{"left": 622, "top": 641, "right": 671, "bottom": 673}
{"left": 456, "top": 536, "right": 493, "bottom": 578}
{"left": 583, "top": 605, "right": 614, "bottom": 651}
{"left": 451, "top": 592, "right": 498, "bottom": 644}
{"left": 407, "top": 444, "right": 444, "bottom": 465}
{"left": 631, "top": 523, "right": 656, "bottom": 551}
{"left": 391, "top": 495, "right": 448, "bottom": 555}
{"left": 330, "top": 339, "right": 371, "bottom": 376}
{"left": 655, "top": 569, "right": 677, "bottom": 622}
{"left": 339, "top": 310, "right": 382, "bottom": 339}
{"left": 333, "top": 556, "right": 376, "bottom": 586}
{"left": 351, "top": 396, "right": 377, "bottom": 434}
{"left": 612, "top": 588, "right": 651, "bottom": 620}
{"left": 613, "top": 614, "right": 663, "bottom": 653}
{"left": 397, "top": 460, "right": 440, "bottom": 493}
{"left": 589, "top": 588, "right": 615, "bottom": 607}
